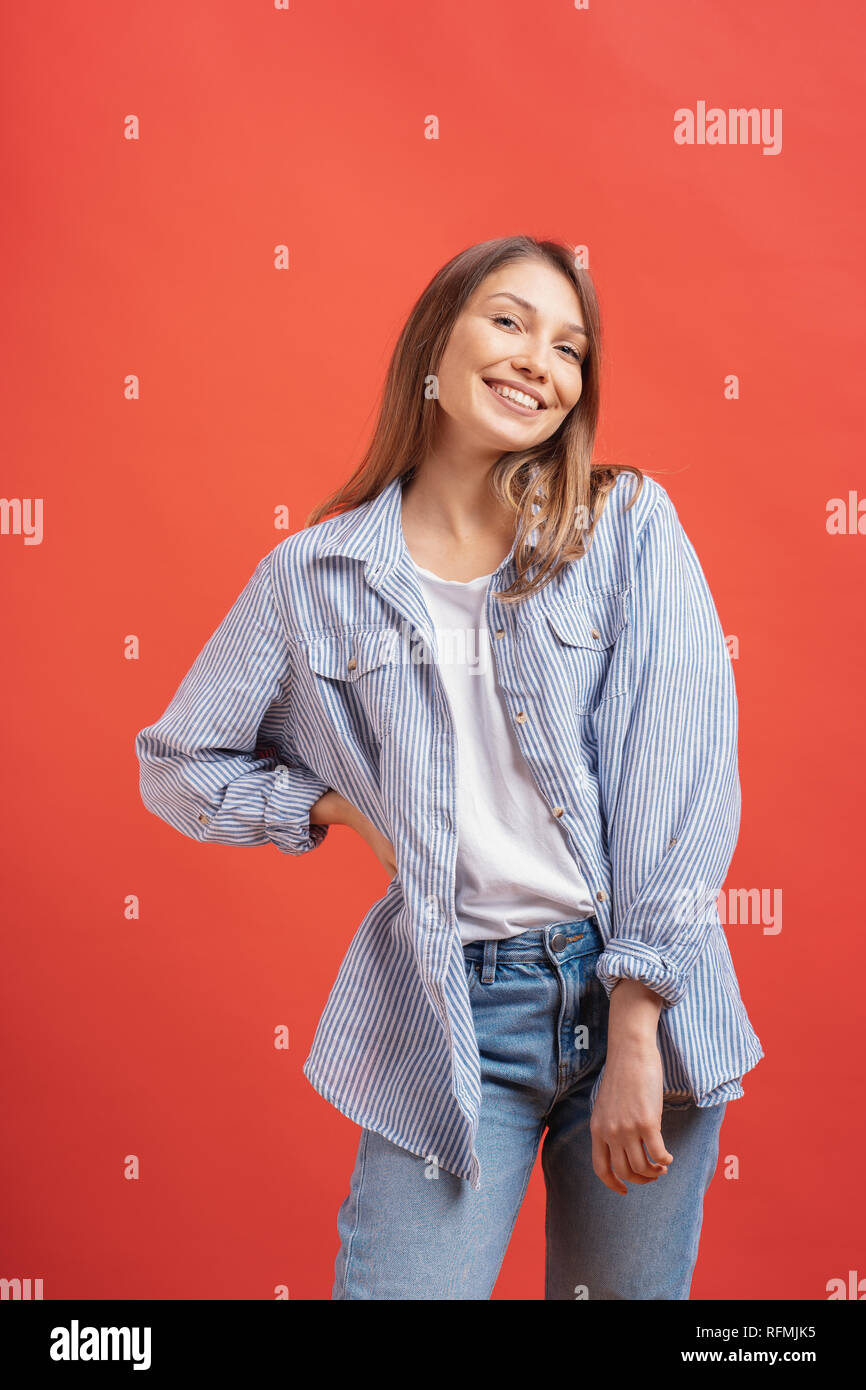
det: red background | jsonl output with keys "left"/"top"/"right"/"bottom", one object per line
{"left": 2, "top": 0, "right": 864, "bottom": 1300}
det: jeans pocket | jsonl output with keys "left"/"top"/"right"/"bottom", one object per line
{"left": 464, "top": 959, "right": 480, "bottom": 997}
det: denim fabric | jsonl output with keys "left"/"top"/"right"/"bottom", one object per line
{"left": 332, "top": 916, "right": 726, "bottom": 1300}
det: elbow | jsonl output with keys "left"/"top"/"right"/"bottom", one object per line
{"left": 135, "top": 728, "right": 167, "bottom": 815}
{"left": 134, "top": 729, "right": 210, "bottom": 840}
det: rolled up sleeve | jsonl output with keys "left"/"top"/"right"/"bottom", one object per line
{"left": 595, "top": 487, "right": 741, "bottom": 1008}
{"left": 135, "top": 546, "right": 332, "bottom": 856}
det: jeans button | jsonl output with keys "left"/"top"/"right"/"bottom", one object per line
{"left": 550, "top": 932, "right": 568, "bottom": 952}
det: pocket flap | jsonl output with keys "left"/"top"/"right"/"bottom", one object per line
{"left": 546, "top": 596, "right": 625, "bottom": 650}
{"left": 307, "top": 627, "right": 401, "bottom": 681}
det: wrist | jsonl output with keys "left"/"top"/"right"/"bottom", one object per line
{"left": 607, "top": 1025, "right": 659, "bottom": 1055}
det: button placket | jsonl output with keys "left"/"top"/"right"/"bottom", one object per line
{"left": 497, "top": 597, "right": 611, "bottom": 913}
{"left": 488, "top": 579, "right": 613, "bottom": 938}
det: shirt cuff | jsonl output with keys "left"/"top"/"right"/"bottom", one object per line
{"left": 595, "top": 939, "right": 687, "bottom": 1008}
{"left": 264, "top": 761, "right": 332, "bottom": 855}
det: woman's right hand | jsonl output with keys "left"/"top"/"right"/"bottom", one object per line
{"left": 311, "top": 789, "right": 397, "bottom": 879}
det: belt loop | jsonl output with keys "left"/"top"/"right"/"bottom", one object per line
{"left": 481, "top": 939, "right": 497, "bottom": 984}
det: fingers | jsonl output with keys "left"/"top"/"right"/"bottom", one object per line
{"left": 622, "top": 1138, "right": 662, "bottom": 1181}
{"left": 643, "top": 1131, "right": 674, "bottom": 1170}
{"left": 591, "top": 1131, "right": 628, "bottom": 1196}
{"left": 592, "top": 1128, "right": 675, "bottom": 1195}
{"left": 612, "top": 1143, "right": 658, "bottom": 1186}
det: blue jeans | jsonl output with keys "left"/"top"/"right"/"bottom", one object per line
{"left": 331, "top": 916, "right": 727, "bottom": 1300}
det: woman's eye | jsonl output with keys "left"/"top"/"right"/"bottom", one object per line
{"left": 492, "top": 314, "right": 583, "bottom": 364}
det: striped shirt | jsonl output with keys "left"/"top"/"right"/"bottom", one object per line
{"left": 135, "top": 470, "right": 764, "bottom": 1190}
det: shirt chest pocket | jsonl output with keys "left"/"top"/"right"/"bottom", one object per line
{"left": 545, "top": 592, "right": 628, "bottom": 714}
{"left": 304, "top": 627, "right": 402, "bottom": 742}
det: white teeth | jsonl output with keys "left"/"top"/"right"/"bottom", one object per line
{"left": 487, "top": 382, "right": 541, "bottom": 410}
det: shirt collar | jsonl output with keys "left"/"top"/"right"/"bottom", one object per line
{"left": 315, "top": 471, "right": 536, "bottom": 590}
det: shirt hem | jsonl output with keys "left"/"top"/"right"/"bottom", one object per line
{"left": 302, "top": 1058, "right": 477, "bottom": 1186}
{"left": 683, "top": 1041, "right": 766, "bottom": 1108}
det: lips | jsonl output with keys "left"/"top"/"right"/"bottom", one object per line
{"left": 482, "top": 378, "right": 547, "bottom": 413}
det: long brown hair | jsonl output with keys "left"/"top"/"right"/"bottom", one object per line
{"left": 305, "top": 235, "right": 643, "bottom": 602}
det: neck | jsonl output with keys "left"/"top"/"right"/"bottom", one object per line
{"left": 402, "top": 457, "right": 513, "bottom": 547}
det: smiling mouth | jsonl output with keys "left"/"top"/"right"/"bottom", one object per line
{"left": 482, "top": 379, "right": 547, "bottom": 414}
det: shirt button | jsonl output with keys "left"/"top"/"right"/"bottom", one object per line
{"left": 515, "top": 711, "right": 527, "bottom": 724}
{"left": 590, "top": 627, "right": 600, "bottom": 640}
{"left": 552, "top": 806, "right": 564, "bottom": 817}
{"left": 347, "top": 656, "right": 357, "bottom": 671}
{"left": 198, "top": 813, "right": 211, "bottom": 825}
{"left": 595, "top": 889, "right": 607, "bottom": 901}
{"left": 494, "top": 628, "right": 505, "bottom": 640}
{"left": 668, "top": 837, "right": 677, "bottom": 847}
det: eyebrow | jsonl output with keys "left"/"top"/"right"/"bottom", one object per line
{"left": 484, "top": 291, "right": 589, "bottom": 340}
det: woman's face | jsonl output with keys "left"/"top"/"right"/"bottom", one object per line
{"left": 433, "top": 258, "right": 588, "bottom": 454}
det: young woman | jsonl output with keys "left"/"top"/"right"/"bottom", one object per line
{"left": 136, "top": 234, "right": 764, "bottom": 1300}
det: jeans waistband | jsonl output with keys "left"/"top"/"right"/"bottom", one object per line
{"left": 462, "top": 915, "right": 603, "bottom": 971}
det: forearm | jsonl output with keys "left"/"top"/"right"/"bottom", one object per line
{"left": 311, "top": 788, "right": 398, "bottom": 879}
{"left": 311, "top": 788, "right": 361, "bottom": 828}
{"left": 607, "top": 978, "right": 664, "bottom": 1048}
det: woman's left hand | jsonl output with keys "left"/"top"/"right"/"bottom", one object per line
{"left": 590, "top": 980, "right": 674, "bottom": 1195}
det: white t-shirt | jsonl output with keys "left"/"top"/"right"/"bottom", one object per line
{"left": 411, "top": 558, "right": 596, "bottom": 945}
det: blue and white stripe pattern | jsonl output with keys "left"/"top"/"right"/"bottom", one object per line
{"left": 136, "top": 471, "right": 764, "bottom": 1190}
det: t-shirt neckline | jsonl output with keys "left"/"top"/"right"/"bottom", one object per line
{"left": 411, "top": 558, "right": 493, "bottom": 587}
